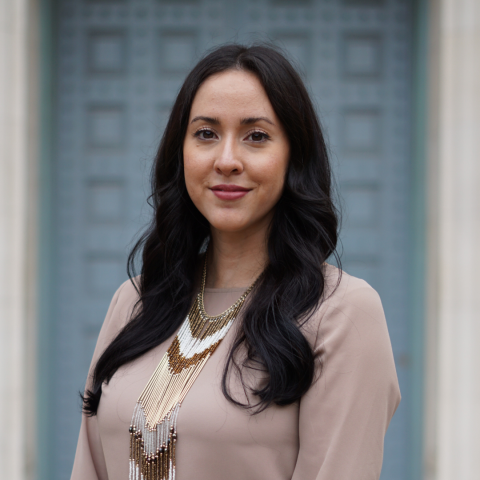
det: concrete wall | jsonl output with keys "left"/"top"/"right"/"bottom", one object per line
{"left": 0, "top": 0, "right": 39, "bottom": 478}
{"left": 425, "top": 0, "right": 480, "bottom": 479}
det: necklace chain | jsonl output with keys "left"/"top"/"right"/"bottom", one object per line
{"left": 197, "top": 253, "right": 258, "bottom": 322}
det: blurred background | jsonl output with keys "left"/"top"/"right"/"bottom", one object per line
{"left": 1, "top": 0, "right": 479, "bottom": 479}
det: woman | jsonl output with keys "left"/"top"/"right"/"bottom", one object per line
{"left": 71, "top": 44, "right": 400, "bottom": 480}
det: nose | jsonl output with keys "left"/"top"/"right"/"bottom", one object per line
{"left": 214, "top": 137, "right": 243, "bottom": 176}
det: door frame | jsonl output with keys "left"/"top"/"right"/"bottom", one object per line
{"left": 37, "top": 0, "right": 57, "bottom": 478}
{"left": 36, "top": 1, "right": 431, "bottom": 478}
{"left": 410, "top": 0, "right": 429, "bottom": 478}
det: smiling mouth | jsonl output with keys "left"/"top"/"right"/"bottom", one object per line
{"left": 210, "top": 184, "right": 251, "bottom": 200}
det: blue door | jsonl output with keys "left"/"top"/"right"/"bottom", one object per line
{"left": 49, "top": 1, "right": 416, "bottom": 478}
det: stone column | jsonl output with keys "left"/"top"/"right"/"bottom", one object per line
{"left": 425, "top": 0, "right": 480, "bottom": 479}
{"left": 0, "top": 0, "right": 40, "bottom": 478}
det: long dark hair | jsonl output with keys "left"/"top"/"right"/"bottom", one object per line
{"left": 82, "top": 43, "right": 340, "bottom": 416}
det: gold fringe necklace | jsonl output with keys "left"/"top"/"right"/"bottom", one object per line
{"left": 129, "top": 257, "right": 257, "bottom": 480}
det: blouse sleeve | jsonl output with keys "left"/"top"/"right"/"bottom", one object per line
{"left": 70, "top": 281, "right": 128, "bottom": 480}
{"left": 291, "top": 280, "right": 401, "bottom": 480}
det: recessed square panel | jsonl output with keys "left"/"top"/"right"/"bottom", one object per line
{"left": 338, "top": 158, "right": 380, "bottom": 183}
{"left": 343, "top": 185, "right": 379, "bottom": 226}
{"left": 271, "top": 33, "right": 311, "bottom": 72}
{"left": 85, "top": 256, "right": 126, "bottom": 296}
{"left": 270, "top": 0, "right": 312, "bottom": 5}
{"left": 157, "top": 0, "right": 199, "bottom": 3}
{"left": 87, "top": 180, "right": 125, "bottom": 223}
{"left": 342, "top": 109, "right": 381, "bottom": 152}
{"left": 158, "top": 31, "right": 198, "bottom": 73}
{"left": 343, "top": 0, "right": 385, "bottom": 6}
{"left": 85, "top": 225, "right": 127, "bottom": 252}
{"left": 87, "top": 30, "right": 127, "bottom": 74}
{"left": 87, "top": 106, "right": 126, "bottom": 149}
{"left": 342, "top": 226, "right": 379, "bottom": 258}
{"left": 343, "top": 33, "right": 382, "bottom": 78}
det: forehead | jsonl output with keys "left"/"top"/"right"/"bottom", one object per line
{"left": 189, "top": 69, "right": 275, "bottom": 118}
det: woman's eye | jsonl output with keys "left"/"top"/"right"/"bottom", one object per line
{"left": 195, "top": 129, "right": 216, "bottom": 140}
{"left": 247, "top": 131, "right": 269, "bottom": 142}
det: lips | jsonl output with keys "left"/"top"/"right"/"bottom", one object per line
{"left": 210, "top": 184, "right": 251, "bottom": 200}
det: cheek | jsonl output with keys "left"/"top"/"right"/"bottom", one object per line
{"left": 183, "top": 148, "right": 206, "bottom": 200}
{"left": 183, "top": 159, "right": 195, "bottom": 199}
{"left": 256, "top": 153, "right": 289, "bottom": 199}
{"left": 183, "top": 155, "right": 195, "bottom": 188}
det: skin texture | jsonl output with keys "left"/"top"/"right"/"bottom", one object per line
{"left": 183, "top": 69, "right": 290, "bottom": 290}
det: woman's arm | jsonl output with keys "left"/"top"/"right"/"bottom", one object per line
{"left": 70, "top": 280, "right": 128, "bottom": 480}
{"left": 292, "top": 278, "right": 401, "bottom": 480}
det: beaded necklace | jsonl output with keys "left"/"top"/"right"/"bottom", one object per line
{"left": 129, "top": 256, "right": 257, "bottom": 480}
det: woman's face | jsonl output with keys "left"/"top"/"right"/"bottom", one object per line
{"left": 183, "top": 69, "right": 290, "bottom": 236}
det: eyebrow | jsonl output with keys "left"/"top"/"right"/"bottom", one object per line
{"left": 190, "top": 116, "right": 275, "bottom": 126}
{"left": 190, "top": 116, "right": 220, "bottom": 125}
{"left": 241, "top": 116, "right": 275, "bottom": 126}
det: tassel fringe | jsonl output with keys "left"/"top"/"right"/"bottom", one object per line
{"left": 128, "top": 255, "right": 257, "bottom": 480}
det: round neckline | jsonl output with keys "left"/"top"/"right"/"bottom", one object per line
{"left": 203, "top": 286, "right": 249, "bottom": 293}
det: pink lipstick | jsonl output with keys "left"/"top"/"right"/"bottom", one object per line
{"left": 210, "top": 184, "right": 251, "bottom": 200}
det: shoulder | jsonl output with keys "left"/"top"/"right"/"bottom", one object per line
{"left": 303, "top": 264, "right": 391, "bottom": 359}
{"left": 115, "top": 275, "right": 141, "bottom": 311}
{"left": 87, "top": 275, "right": 142, "bottom": 373}
{"left": 112, "top": 275, "right": 142, "bottom": 323}
{"left": 97, "top": 276, "right": 142, "bottom": 345}
{"left": 305, "top": 264, "right": 400, "bottom": 402}
{"left": 321, "top": 263, "right": 384, "bottom": 322}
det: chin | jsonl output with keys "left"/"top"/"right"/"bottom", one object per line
{"left": 211, "top": 223, "right": 250, "bottom": 234}
{"left": 208, "top": 216, "right": 251, "bottom": 233}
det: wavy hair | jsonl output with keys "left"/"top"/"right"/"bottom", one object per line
{"left": 82, "top": 43, "right": 341, "bottom": 416}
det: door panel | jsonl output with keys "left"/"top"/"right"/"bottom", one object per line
{"left": 52, "top": 1, "right": 414, "bottom": 478}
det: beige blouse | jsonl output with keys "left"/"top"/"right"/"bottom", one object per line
{"left": 71, "top": 265, "right": 400, "bottom": 480}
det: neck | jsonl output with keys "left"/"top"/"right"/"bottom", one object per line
{"left": 206, "top": 224, "right": 269, "bottom": 289}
